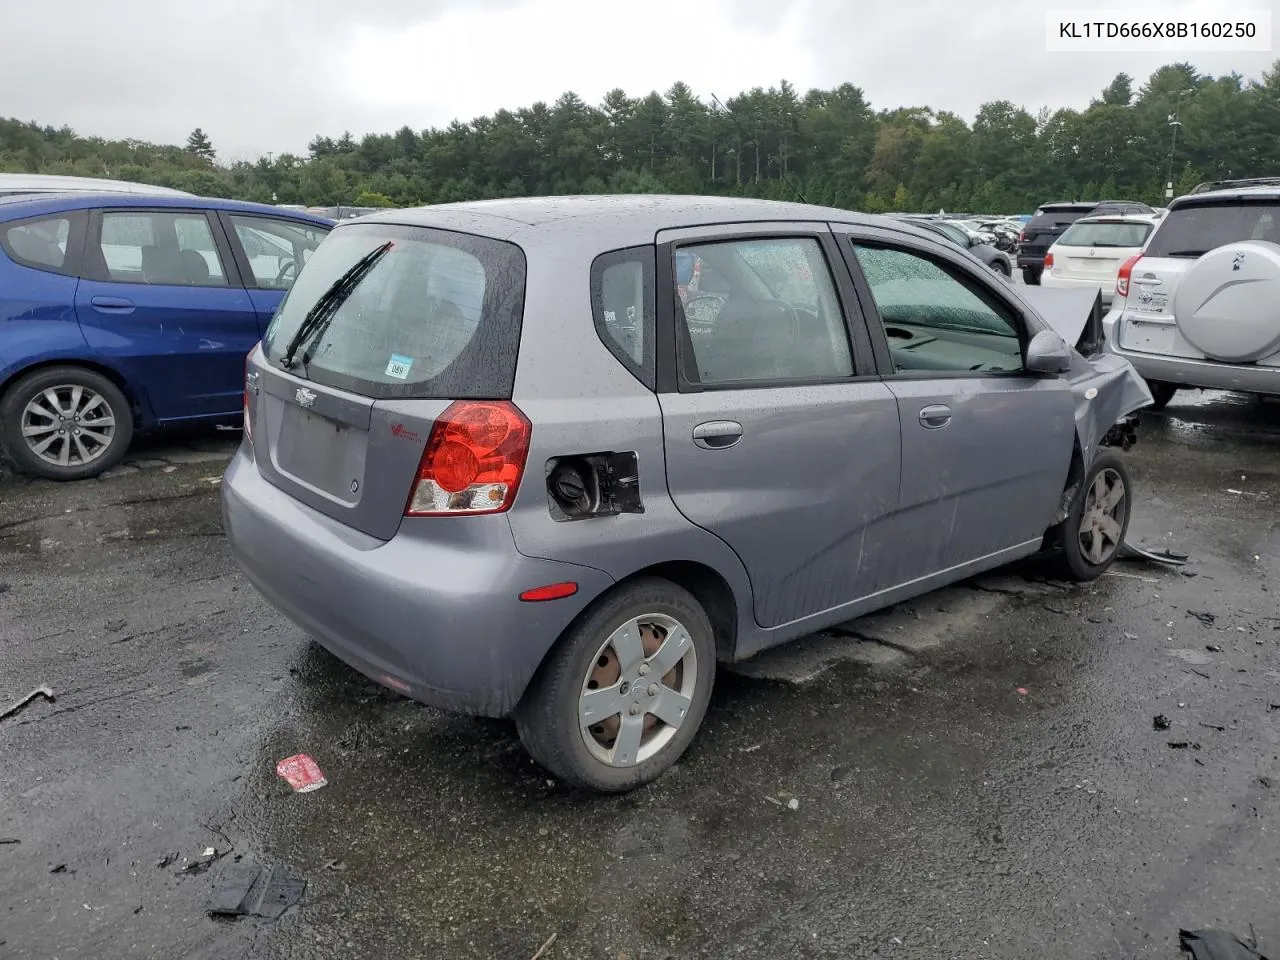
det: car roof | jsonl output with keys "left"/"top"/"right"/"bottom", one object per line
{"left": 1070, "top": 213, "right": 1160, "bottom": 224}
{"left": 0, "top": 191, "right": 334, "bottom": 227}
{"left": 0, "top": 173, "right": 193, "bottom": 196}
{"left": 351, "top": 194, "right": 907, "bottom": 247}
{"left": 1170, "top": 183, "right": 1280, "bottom": 208}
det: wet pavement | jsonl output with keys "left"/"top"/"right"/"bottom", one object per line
{"left": 1, "top": 393, "right": 1278, "bottom": 960}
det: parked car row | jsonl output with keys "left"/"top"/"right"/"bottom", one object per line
{"left": 887, "top": 214, "right": 1014, "bottom": 276}
{"left": 1016, "top": 199, "right": 1157, "bottom": 285}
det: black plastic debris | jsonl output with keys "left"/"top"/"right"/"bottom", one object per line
{"left": 1154, "top": 715, "right": 1172, "bottom": 731}
{"left": 1168, "top": 741, "right": 1202, "bottom": 750}
{"left": 1180, "top": 928, "right": 1271, "bottom": 959}
{"left": 179, "top": 848, "right": 226, "bottom": 875}
{"left": 1206, "top": 644, "right": 1224, "bottom": 653}
{"left": 209, "top": 863, "right": 305, "bottom": 920}
{"left": 0, "top": 838, "right": 19, "bottom": 846}
{"left": 1187, "top": 610, "right": 1217, "bottom": 626}
{"left": 1119, "top": 542, "right": 1190, "bottom": 566}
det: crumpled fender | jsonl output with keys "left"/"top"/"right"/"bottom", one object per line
{"left": 1018, "top": 284, "right": 1154, "bottom": 461}
{"left": 1065, "top": 350, "right": 1153, "bottom": 460}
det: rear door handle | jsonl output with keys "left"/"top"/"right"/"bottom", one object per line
{"left": 90, "top": 296, "right": 135, "bottom": 312}
{"left": 692, "top": 420, "right": 743, "bottom": 449}
{"left": 918, "top": 404, "right": 952, "bottom": 429}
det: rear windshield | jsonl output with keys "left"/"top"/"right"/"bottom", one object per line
{"left": 1057, "top": 220, "right": 1153, "bottom": 248}
{"left": 262, "top": 223, "right": 525, "bottom": 400}
{"left": 1029, "top": 208, "right": 1093, "bottom": 231}
{"left": 1145, "top": 201, "right": 1280, "bottom": 258}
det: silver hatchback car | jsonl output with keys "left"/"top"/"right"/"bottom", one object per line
{"left": 222, "top": 196, "right": 1151, "bottom": 792}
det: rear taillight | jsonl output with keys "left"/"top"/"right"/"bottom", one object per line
{"left": 1116, "top": 255, "right": 1142, "bottom": 298}
{"left": 243, "top": 349, "right": 254, "bottom": 445}
{"left": 1043, "top": 252, "right": 1054, "bottom": 270}
{"left": 1018, "top": 230, "right": 1026, "bottom": 244}
{"left": 405, "top": 400, "right": 531, "bottom": 517}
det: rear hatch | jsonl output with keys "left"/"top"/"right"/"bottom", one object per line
{"left": 1020, "top": 204, "right": 1095, "bottom": 261}
{"left": 247, "top": 221, "right": 527, "bottom": 541}
{"left": 1116, "top": 198, "right": 1280, "bottom": 358}
{"left": 1050, "top": 218, "right": 1153, "bottom": 282}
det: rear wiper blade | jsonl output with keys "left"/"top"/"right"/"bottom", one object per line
{"left": 281, "top": 241, "right": 392, "bottom": 369}
{"left": 1163, "top": 249, "right": 1207, "bottom": 257}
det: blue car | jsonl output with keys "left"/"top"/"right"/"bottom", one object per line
{"left": 0, "top": 192, "right": 332, "bottom": 479}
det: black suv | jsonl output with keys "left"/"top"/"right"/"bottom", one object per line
{"left": 1017, "top": 199, "right": 1154, "bottom": 284}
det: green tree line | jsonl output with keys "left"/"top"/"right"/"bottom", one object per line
{"left": 3, "top": 61, "right": 1278, "bottom": 214}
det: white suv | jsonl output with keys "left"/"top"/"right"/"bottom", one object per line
{"left": 1102, "top": 180, "right": 1280, "bottom": 408}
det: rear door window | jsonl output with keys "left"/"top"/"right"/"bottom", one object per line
{"left": 96, "top": 211, "right": 228, "bottom": 286}
{"left": 1146, "top": 202, "right": 1280, "bottom": 257}
{"left": 673, "top": 236, "right": 854, "bottom": 384}
{"left": 1057, "top": 221, "right": 1153, "bottom": 247}
{"left": 262, "top": 223, "right": 526, "bottom": 400}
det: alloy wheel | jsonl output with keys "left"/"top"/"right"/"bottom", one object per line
{"left": 20, "top": 384, "right": 117, "bottom": 468}
{"left": 578, "top": 613, "right": 698, "bottom": 767}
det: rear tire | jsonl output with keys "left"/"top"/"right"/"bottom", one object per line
{"left": 0, "top": 366, "right": 134, "bottom": 481}
{"left": 1145, "top": 379, "right": 1177, "bottom": 411}
{"left": 1022, "top": 267, "right": 1042, "bottom": 285}
{"left": 1049, "top": 452, "right": 1132, "bottom": 582}
{"left": 991, "top": 258, "right": 1011, "bottom": 277}
{"left": 515, "top": 577, "right": 716, "bottom": 793}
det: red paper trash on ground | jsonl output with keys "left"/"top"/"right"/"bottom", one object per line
{"left": 276, "top": 754, "right": 327, "bottom": 792}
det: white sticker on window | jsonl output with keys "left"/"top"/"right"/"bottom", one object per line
{"left": 385, "top": 354, "right": 413, "bottom": 380}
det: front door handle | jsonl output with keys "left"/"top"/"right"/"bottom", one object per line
{"left": 90, "top": 296, "right": 135, "bottom": 312}
{"left": 692, "top": 420, "right": 743, "bottom": 449}
{"left": 918, "top": 404, "right": 952, "bottom": 429}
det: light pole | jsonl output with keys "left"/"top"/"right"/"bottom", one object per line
{"left": 1165, "top": 90, "right": 1188, "bottom": 199}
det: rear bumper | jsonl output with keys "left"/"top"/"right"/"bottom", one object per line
{"left": 1017, "top": 255, "right": 1045, "bottom": 270}
{"left": 221, "top": 448, "right": 615, "bottom": 717}
{"left": 1102, "top": 314, "right": 1280, "bottom": 395}
{"left": 1042, "top": 272, "right": 1114, "bottom": 306}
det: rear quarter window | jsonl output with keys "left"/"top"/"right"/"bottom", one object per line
{"left": 591, "top": 245, "right": 656, "bottom": 390}
{"left": 262, "top": 223, "right": 526, "bottom": 400}
{"left": 1, "top": 212, "right": 85, "bottom": 276}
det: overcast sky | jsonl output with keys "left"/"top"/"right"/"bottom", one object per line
{"left": 3, "top": 0, "right": 1275, "bottom": 160}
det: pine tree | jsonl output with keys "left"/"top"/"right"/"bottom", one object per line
{"left": 185, "top": 128, "right": 215, "bottom": 161}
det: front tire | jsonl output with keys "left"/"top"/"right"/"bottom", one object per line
{"left": 515, "top": 577, "right": 716, "bottom": 793}
{"left": 0, "top": 366, "right": 134, "bottom": 480}
{"left": 1145, "top": 379, "right": 1177, "bottom": 411}
{"left": 991, "top": 258, "right": 1011, "bottom": 278}
{"left": 1049, "top": 452, "right": 1132, "bottom": 582}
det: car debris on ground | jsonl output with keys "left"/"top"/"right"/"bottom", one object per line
{"left": 0, "top": 686, "right": 54, "bottom": 723}
{"left": 208, "top": 862, "right": 306, "bottom": 919}
{"left": 1180, "top": 927, "right": 1271, "bottom": 960}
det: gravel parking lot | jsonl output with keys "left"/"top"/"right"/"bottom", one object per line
{"left": 2, "top": 393, "right": 1278, "bottom": 959}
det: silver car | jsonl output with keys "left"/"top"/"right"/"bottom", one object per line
{"left": 222, "top": 195, "right": 1151, "bottom": 793}
{"left": 1103, "top": 181, "right": 1280, "bottom": 407}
